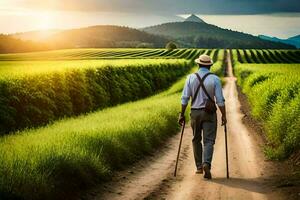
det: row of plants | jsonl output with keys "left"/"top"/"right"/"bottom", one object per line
{"left": 234, "top": 49, "right": 300, "bottom": 64}
{"left": 235, "top": 63, "right": 300, "bottom": 159}
{"left": 0, "top": 60, "right": 191, "bottom": 134}
{"left": 0, "top": 48, "right": 212, "bottom": 61}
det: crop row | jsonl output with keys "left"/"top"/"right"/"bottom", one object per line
{"left": 0, "top": 60, "right": 191, "bottom": 134}
{"left": 0, "top": 48, "right": 220, "bottom": 61}
{"left": 0, "top": 59, "right": 187, "bottom": 77}
{"left": 235, "top": 63, "right": 300, "bottom": 159}
{"left": 233, "top": 49, "right": 300, "bottom": 64}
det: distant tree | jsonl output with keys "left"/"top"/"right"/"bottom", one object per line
{"left": 166, "top": 42, "right": 177, "bottom": 50}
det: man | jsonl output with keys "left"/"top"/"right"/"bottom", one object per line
{"left": 178, "top": 54, "right": 226, "bottom": 179}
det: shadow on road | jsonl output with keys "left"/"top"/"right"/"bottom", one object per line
{"left": 211, "top": 177, "right": 271, "bottom": 194}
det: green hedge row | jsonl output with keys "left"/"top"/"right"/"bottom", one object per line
{"left": 235, "top": 64, "right": 300, "bottom": 159}
{"left": 0, "top": 61, "right": 191, "bottom": 134}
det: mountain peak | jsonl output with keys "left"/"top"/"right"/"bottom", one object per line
{"left": 184, "top": 14, "right": 205, "bottom": 23}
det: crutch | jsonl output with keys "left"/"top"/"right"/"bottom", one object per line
{"left": 174, "top": 120, "right": 185, "bottom": 177}
{"left": 224, "top": 124, "right": 229, "bottom": 178}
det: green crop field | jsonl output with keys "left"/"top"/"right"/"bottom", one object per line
{"left": 0, "top": 49, "right": 224, "bottom": 134}
{"left": 232, "top": 49, "right": 300, "bottom": 160}
{"left": 0, "top": 48, "right": 226, "bottom": 199}
{"left": 2, "top": 47, "right": 300, "bottom": 199}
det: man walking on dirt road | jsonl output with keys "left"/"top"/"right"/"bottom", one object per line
{"left": 178, "top": 54, "right": 227, "bottom": 179}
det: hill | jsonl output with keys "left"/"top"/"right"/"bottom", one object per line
{"left": 12, "top": 30, "right": 61, "bottom": 42}
{"left": 259, "top": 35, "right": 300, "bottom": 48}
{"left": 39, "top": 25, "right": 169, "bottom": 49}
{"left": 9, "top": 26, "right": 169, "bottom": 50}
{"left": 142, "top": 20, "right": 295, "bottom": 49}
{"left": 0, "top": 34, "right": 49, "bottom": 53}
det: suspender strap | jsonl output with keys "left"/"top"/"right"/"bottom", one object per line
{"left": 191, "top": 72, "right": 214, "bottom": 104}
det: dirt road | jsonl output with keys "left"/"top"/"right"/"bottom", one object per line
{"left": 84, "top": 51, "right": 286, "bottom": 200}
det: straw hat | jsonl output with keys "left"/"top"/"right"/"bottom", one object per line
{"left": 195, "top": 54, "right": 213, "bottom": 66}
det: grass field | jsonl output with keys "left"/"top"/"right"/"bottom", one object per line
{"left": 0, "top": 84, "right": 184, "bottom": 199}
{"left": 3, "top": 47, "right": 300, "bottom": 199}
{"left": 233, "top": 56, "right": 300, "bottom": 159}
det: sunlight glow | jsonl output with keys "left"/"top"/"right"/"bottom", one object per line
{"left": 36, "top": 13, "right": 55, "bottom": 30}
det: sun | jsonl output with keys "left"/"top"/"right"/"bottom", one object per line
{"left": 36, "top": 13, "right": 55, "bottom": 30}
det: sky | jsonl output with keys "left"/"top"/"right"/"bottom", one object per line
{"left": 1, "top": 0, "right": 300, "bottom": 38}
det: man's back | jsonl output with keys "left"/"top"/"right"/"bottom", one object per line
{"left": 181, "top": 67, "right": 224, "bottom": 109}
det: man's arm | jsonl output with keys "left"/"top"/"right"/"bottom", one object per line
{"left": 214, "top": 77, "right": 227, "bottom": 125}
{"left": 218, "top": 106, "right": 227, "bottom": 126}
{"left": 178, "top": 104, "right": 187, "bottom": 126}
{"left": 178, "top": 76, "right": 191, "bottom": 126}
{"left": 181, "top": 104, "right": 187, "bottom": 115}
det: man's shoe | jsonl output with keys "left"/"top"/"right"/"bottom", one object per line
{"left": 203, "top": 164, "right": 212, "bottom": 179}
{"left": 195, "top": 168, "right": 203, "bottom": 174}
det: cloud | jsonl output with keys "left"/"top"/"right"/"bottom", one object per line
{"left": 5, "top": 0, "right": 300, "bottom": 15}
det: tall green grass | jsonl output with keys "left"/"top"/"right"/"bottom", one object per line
{"left": 235, "top": 63, "right": 300, "bottom": 159}
{"left": 210, "top": 49, "right": 224, "bottom": 77}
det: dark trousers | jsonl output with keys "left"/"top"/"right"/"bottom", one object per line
{"left": 191, "top": 110, "right": 217, "bottom": 170}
